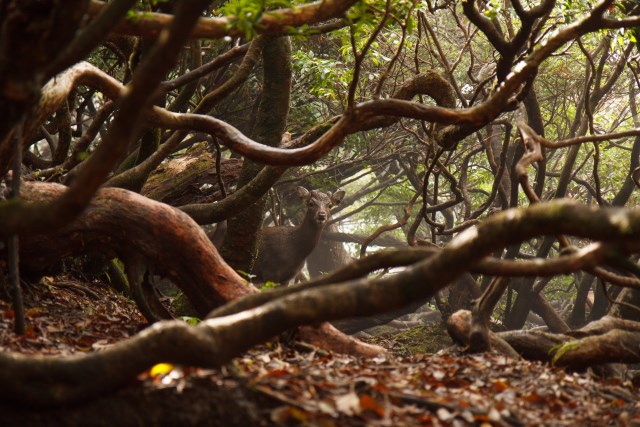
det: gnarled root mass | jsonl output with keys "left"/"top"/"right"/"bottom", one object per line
{"left": 1, "top": 181, "right": 383, "bottom": 407}
{"left": 447, "top": 310, "right": 640, "bottom": 369}
{"left": 8, "top": 189, "right": 640, "bottom": 407}
{"left": 18, "top": 181, "right": 252, "bottom": 314}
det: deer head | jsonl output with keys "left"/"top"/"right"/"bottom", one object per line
{"left": 297, "top": 186, "right": 345, "bottom": 225}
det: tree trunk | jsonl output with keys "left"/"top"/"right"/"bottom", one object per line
{"left": 219, "top": 37, "right": 292, "bottom": 272}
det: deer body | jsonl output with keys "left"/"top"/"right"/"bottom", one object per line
{"left": 252, "top": 187, "right": 344, "bottom": 284}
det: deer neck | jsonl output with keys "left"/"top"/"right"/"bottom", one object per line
{"left": 293, "top": 215, "right": 324, "bottom": 254}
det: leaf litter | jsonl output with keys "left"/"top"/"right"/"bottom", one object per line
{"left": 0, "top": 276, "right": 639, "bottom": 426}
{"left": 0, "top": 275, "right": 146, "bottom": 355}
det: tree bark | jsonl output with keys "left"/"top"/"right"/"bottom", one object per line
{"left": 219, "top": 37, "right": 292, "bottom": 272}
{"left": 17, "top": 181, "right": 252, "bottom": 315}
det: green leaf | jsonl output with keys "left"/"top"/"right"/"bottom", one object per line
{"left": 406, "top": 16, "right": 415, "bottom": 34}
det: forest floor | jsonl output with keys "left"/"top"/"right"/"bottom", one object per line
{"left": 0, "top": 276, "right": 639, "bottom": 427}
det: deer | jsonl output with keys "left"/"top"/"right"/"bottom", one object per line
{"left": 251, "top": 186, "right": 345, "bottom": 285}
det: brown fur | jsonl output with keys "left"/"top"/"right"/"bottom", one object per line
{"left": 252, "top": 187, "right": 344, "bottom": 284}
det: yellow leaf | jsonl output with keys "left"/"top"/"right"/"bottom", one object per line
{"left": 149, "top": 363, "right": 175, "bottom": 378}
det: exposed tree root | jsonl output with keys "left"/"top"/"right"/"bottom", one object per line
{"left": 17, "top": 181, "right": 251, "bottom": 314}
{"left": 6, "top": 193, "right": 640, "bottom": 406}
{"left": 298, "top": 323, "right": 384, "bottom": 357}
{"left": 446, "top": 310, "right": 521, "bottom": 359}
{"left": 447, "top": 310, "right": 640, "bottom": 369}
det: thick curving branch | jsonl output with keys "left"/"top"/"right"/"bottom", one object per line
{"left": 1, "top": 1, "right": 631, "bottom": 239}
{"left": 207, "top": 243, "right": 614, "bottom": 319}
{"left": 86, "top": 0, "right": 358, "bottom": 39}
{"left": 172, "top": 71, "right": 456, "bottom": 223}
{"left": 46, "top": 0, "right": 138, "bottom": 78}
{"left": 0, "top": 0, "right": 90, "bottom": 169}
{"left": 0, "top": 0, "right": 626, "bottom": 169}
{"left": 0, "top": 0, "right": 212, "bottom": 239}
{"left": 106, "top": 36, "right": 267, "bottom": 190}
{"left": 14, "top": 1, "right": 627, "bottom": 172}
{"left": 16, "top": 181, "right": 252, "bottom": 314}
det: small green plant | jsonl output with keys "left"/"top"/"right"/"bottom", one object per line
{"left": 261, "top": 280, "right": 280, "bottom": 290}
{"left": 483, "top": 0, "right": 501, "bottom": 19}
{"left": 236, "top": 269, "right": 256, "bottom": 281}
{"left": 180, "top": 316, "right": 201, "bottom": 326}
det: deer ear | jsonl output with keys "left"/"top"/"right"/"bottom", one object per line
{"left": 331, "top": 190, "right": 345, "bottom": 205}
{"left": 296, "top": 186, "right": 310, "bottom": 200}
